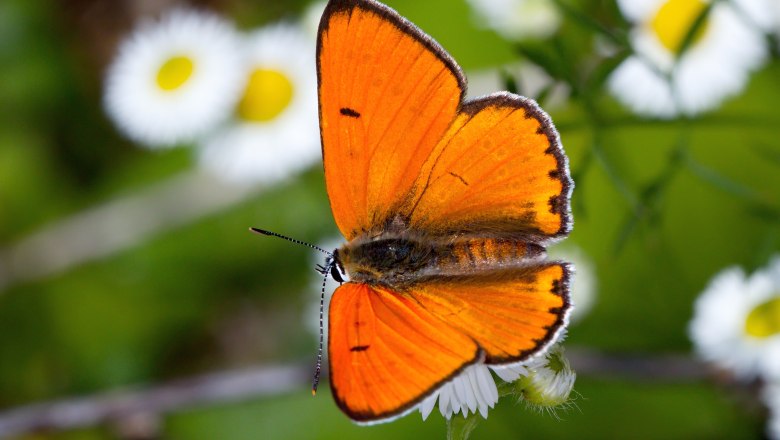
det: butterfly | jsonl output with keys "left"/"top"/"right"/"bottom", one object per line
{"left": 316, "top": 0, "right": 572, "bottom": 424}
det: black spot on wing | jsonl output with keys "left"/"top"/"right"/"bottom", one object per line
{"left": 340, "top": 107, "right": 361, "bottom": 118}
{"left": 549, "top": 194, "right": 566, "bottom": 215}
{"left": 350, "top": 345, "right": 370, "bottom": 352}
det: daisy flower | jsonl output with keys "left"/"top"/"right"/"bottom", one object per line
{"left": 465, "top": 0, "right": 561, "bottom": 40}
{"left": 513, "top": 344, "right": 577, "bottom": 413}
{"left": 688, "top": 256, "right": 780, "bottom": 382}
{"left": 198, "top": 23, "right": 319, "bottom": 185}
{"left": 608, "top": 0, "right": 769, "bottom": 118}
{"left": 420, "top": 341, "right": 575, "bottom": 421}
{"left": 104, "top": 9, "right": 245, "bottom": 147}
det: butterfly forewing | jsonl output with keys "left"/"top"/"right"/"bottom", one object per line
{"left": 318, "top": 0, "right": 466, "bottom": 240}
{"left": 407, "top": 94, "right": 572, "bottom": 243}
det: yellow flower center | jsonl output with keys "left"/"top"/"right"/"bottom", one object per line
{"left": 237, "top": 68, "right": 294, "bottom": 122}
{"left": 156, "top": 55, "right": 195, "bottom": 91}
{"left": 650, "top": 0, "right": 710, "bottom": 54}
{"left": 744, "top": 295, "right": 780, "bottom": 339}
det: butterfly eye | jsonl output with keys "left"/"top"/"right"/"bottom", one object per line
{"left": 330, "top": 263, "right": 345, "bottom": 283}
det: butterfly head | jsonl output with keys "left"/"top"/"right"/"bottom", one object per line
{"left": 319, "top": 249, "right": 347, "bottom": 284}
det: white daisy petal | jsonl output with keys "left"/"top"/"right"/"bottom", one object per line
{"left": 617, "top": 0, "right": 664, "bottom": 22}
{"left": 198, "top": 22, "right": 319, "bottom": 185}
{"left": 465, "top": 0, "right": 561, "bottom": 39}
{"left": 608, "top": 56, "right": 677, "bottom": 118}
{"left": 104, "top": 9, "right": 245, "bottom": 147}
{"left": 453, "top": 371, "right": 473, "bottom": 414}
{"left": 420, "top": 393, "right": 438, "bottom": 421}
{"left": 731, "top": 0, "right": 778, "bottom": 31}
{"left": 477, "top": 365, "right": 499, "bottom": 405}
{"left": 465, "top": 369, "right": 483, "bottom": 416}
{"left": 491, "top": 363, "right": 528, "bottom": 382}
{"left": 439, "top": 385, "right": 454, "bottom": 418}
{"left": 689, "top": 256, "right": 780, "bottom": 382}
{"left": 466, "top": 366, "right": 492, "bottom": 417}
{"left": 609, "top": 0, "right": 769, "bottom": 117}
{"left": 419, "top": 363, "right": 503, "bottom": 420}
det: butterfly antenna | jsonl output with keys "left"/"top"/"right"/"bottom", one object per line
{"left": 249, "top": 227, "right": 331, "bottom": 255}
{"left": 250, "top": 227, "right": 336, "bottom": 396}
{"left": 311, "top": 266, "right": 329, "bottom": 396}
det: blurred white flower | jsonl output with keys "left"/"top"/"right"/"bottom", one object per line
{"left": 303, "top": 1, "right": 327, "bottom": 37}
{"left": 765, "top": 382, "right": 780, "bottom": 440}
{"left": 548, "top": 246, "right": 597, "bottom": 324}
{"left": 608, "top": 0, "right": 768, "bottom": 118}
{"left": 730, "top": 0, "right": 780, "bottom": 33}
{"left": 688, "top": 257, "right": 780, "bottom": 382}
{"left": 465, "top": 0, "right": 561, "bottom": 40}
{"left": 198, "top": 23, "right": 319, "bottom": 185}
{"left": 104, "top": 9, "right": 245, "bottom": 147}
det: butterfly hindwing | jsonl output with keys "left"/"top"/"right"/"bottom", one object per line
{"left": 328, "top": 282, "right": 480, "bottom": 423}
{"left": 408, "top": 262, "right": 572, "bottom": 364}
{"left": 328, "top": 263, "right": 571, "bottom": 422}
{"left": 318, "top": 0, "right": 466, "bottom": 240}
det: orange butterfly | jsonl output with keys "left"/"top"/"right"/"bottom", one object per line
{"left": 270, "top": 0, "right": 572, "bottom": 424}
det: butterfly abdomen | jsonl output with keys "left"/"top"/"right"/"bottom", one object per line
{"left": 443, "top": 238, "right": 544, "bottom": 271}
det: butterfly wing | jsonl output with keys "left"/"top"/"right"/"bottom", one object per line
{"left": 406, "top": 94, "right": 572, "bottom": 244}
{"left": 409, "top": 262, "right": 571, "bottom": 364}
{"left": 328, "top": 263, "right": 571, "bottom": 422}
{"left": 318, "top": 0, "right": 466, "bottom": 240}
{"left": 328, "top": 282, "right": 480, "bottom": 423}
{"left": 319, "top": 1, "right": 571, "bottom": 244}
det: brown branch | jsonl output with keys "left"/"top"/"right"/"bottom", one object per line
{"left": 0, "top": 349, "right": 709, "bottom": 438}
{"left": 0, "top": 170, "right": 261, "bottom": 293}
{"left": 0, "top": 363, "right": 310, "bottom": 438}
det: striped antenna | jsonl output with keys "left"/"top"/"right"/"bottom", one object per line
{"left": 249, "top": 228, "right": 331, "bottom": 255}
{"left": 249, "top": 227, "right": 334, "bottom": 397}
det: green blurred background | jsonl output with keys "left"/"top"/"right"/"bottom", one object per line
{"left": 1, "top": 0, "right": 778, "bottom": 438}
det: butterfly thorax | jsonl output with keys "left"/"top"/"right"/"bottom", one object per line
{"left": 336, "top": 232, "right": 545, "bottom": 288}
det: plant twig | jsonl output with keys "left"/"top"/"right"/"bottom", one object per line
{"left": 0, "top": 349, "right": 710, "bottom": 438}
{"left": 0, "top": 363, "right": 310, "bottom": 438}
{"left": 0, "top": 170, "right": 262, "bottom": 293}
